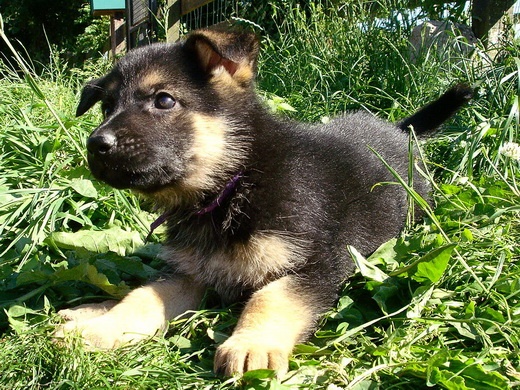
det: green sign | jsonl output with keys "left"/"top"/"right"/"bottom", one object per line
{"left": 91, "top": 0, "right": 125, "bottom": 11}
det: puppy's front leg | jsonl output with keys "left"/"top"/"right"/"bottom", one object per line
{"left": 214, "top": 275, "right": 319, "bottom": 377}
{"left": 56, "top": 276, "right": 205, "bottom": 349}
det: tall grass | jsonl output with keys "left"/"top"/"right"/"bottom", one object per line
{"left": 0, "top": 1, "right": 520, "bottom": 389}
{"left": 255, "top": 1, "right": 519, "bottom": 180}
{"left": 256, "top": 1, "right": 456, "bottom": 120}
{"left": 0, "top": 20, "right": 159, "bottom": 318}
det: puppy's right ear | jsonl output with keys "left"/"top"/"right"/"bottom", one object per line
{"left": 76, "top": 77, "right": 106, "bottom": 117}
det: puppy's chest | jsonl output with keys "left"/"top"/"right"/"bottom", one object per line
{"left": 161, "top": 231, "right": 308, "bottom": 300}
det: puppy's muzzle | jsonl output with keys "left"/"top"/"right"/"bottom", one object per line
{"left": 87, "top": 131, "right": 117, "bottom": 156}
{"left": 85, "top": 127, "right": 178, "bottom": 191}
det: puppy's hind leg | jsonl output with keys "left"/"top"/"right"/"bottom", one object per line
{"left": 56, "top": 276, "right": 205, "bottom": 349}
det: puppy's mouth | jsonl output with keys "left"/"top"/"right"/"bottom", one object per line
{"left": 85, "top": 129, "right": 187, "bottom": 192}
{"left": 88, "top": 155, "right": 179, "bottom": 192}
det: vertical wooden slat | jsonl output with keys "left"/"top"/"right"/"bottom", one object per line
{"left": 167, "top": 0, "right": 182, "bottom": 42}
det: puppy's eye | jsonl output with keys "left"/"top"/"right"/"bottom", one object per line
{"left": 155, "top": 93, "right": 176, "bottom": 109}
{"left": 102, "top": 104, "right": 113, "bottom": 118}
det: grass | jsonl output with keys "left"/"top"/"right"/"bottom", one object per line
{"left": 1, "top": 1, "right": 520, "bottom": 389}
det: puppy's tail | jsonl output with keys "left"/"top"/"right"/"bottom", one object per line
{"left": 397, "top": 83, "right": 473, "bottom": 134}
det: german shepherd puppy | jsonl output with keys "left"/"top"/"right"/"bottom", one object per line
{"left": 61, "top": 28, "right": 471, "bottom": 376}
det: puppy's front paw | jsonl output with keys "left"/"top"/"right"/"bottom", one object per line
{"left": 214, "top": 334, "right": 290, "bottom": 377}
{"left": 55, "top": 295, "right": 169, "bottom": 349}
{"left": 55, "top": 280, "right": 204, "bottom": 349}
{"left": 56, "top": 313, "right": 126, "bottom": 349}
{"left": 55, "top": 300, "right": 133, "bottom": 349}
{"left": 58, "top": 300, "right": 118, "bottom": 322}
{"left": 56, "top": 309, "right": 167, "bottom": 349}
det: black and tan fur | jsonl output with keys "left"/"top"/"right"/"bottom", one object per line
{"left": 59, "top": 28, "right": 472, "bottom": 376}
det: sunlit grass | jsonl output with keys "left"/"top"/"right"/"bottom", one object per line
{"left": 1, "top": 1, "right": 519, "bottom": 389}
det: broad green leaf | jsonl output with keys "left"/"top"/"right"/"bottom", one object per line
{"left": 450, "top": 320, "right": 477, "bottom": 340}
{"left": 15, "top": 270, "right": 52, "bottom": 286}
{"left": 206, "top": 328, "right": 229, "bottom": 344}
{"left": 462, "top": 228, "right": 473, "bottom": 242}
{"left": 6, "top": 305, "right": 39, "bottom": 318}
{"left": 292, "top": 344, "right": 321, "bottom": 354}
{"left": 169, "top": 335, "right": 192, "bottom": 349}
{"left": 336, "top": 295, "right": 354, "bottom": 312}
{"left": 93, "top": 253, "right": 158, "bottom": 281}
{"left": 69, "top": 178, "right": 98, "bottom": 198}
{"left": 370, "top": 282, "right": 398, "bottom": 314}
{"left": 413, "top": 244, "right": 456, "bottom": 283}
{"left": 348, "top": 245, "right": 389, "bottom": 282}
{"left": 367, "top": 238, "right": 398, "bottom": 267}
{"left": 439, "top": 183, "right": 463, "bottom": 195}
{"left": 482, "top": 307, "right": 506, "bottom": 323}
{"left": 415, "top": 350, "right": 512, "bottom": 390}
{"left": 7, "top": 316, "right": 28, "bottom": 335}
{"left": 391, "top": 244, "right": 456, "bottom": 284}
{"left": 464, "top": 300, "right": 476, "bottom": 317}
{"left": 46, "top": 226, "right": 144, "bottom": 256}
{"left": 349, "top": 380, "right": 378, "bottom": 390}
{"left": 52, "top": 262, "right": 129, "bottom": 297}
{"left": 451, "top": 361, "right": 509, "bottom": 390}
{"left": 6, "top": 305, "right": 42, "bottom": 334}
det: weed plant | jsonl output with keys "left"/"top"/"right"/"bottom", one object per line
{"left": 1, "top": 1, "right": 520, "bottom": 389}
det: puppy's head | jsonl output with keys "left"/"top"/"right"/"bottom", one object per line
{"left": 77, "top": 29, "right": 259, "bottom": 206}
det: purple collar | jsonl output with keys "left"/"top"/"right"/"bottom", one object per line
{"left": 195, "top": 173, "right": 243, "bottom": 215}
{"left": 146, "top": 173, "right": 243, "bottom": 241}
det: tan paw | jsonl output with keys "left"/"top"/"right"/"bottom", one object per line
{"left": 55, "top": 309, "right": 167, "bottom": 349}
{"left": 55, "top": 297, "right": 169, "bottom": 349}
{"left": 55, "top": 280, "right": 204, "bottom": 349}
{"left": 58, "top": 300, "right": 118, "bottom": 322}
{"left": 214, "top": 334, "right": 290, "bottom": 377}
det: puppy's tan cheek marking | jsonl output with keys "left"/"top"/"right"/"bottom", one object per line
{"left": 182, "top": 113, "right": 241, "bottom": 191}
{"left": 143, "top": 114, "right": 230, "bottom": 205}
{"left": 214, "top": 276, "right": 315, "bottom": 376}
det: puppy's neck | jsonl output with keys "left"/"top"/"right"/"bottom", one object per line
{"left": 147, "top": 172, "right": 244, "bottom": 240}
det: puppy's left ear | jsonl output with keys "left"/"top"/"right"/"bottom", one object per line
{"left": 184, "top": 29, "right": 259, "bottom": 87}
{"left": 76, "top": 76, "right": 106, "bottom": 117}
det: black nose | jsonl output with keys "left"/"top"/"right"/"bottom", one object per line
{"left": 87, "top": 132, "right": 117, "bottom": 155}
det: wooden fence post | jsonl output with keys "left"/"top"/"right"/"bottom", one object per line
{"left": 472, "top": 0, "right": 516, "bottom": 45}
{"left": 166, "top": 0, "right": 181, "bottom": 42}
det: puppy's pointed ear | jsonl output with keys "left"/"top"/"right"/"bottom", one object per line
{"left": 76, "top": 76, "right": 106, "bottom": 117}
{"left": 184, "top": 29, "right": 259, "bottom": 86}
